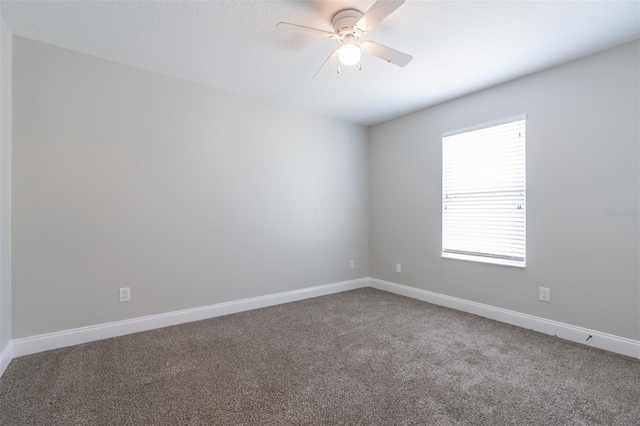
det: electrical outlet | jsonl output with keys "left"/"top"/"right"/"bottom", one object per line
{"left": 396, "top": 263, "right": 402, "bottom": 274}
{"left": 349, "top": 260, "right": 355, "bottom": 270}
{"left": 539, "top": 287, "right": 550, "bottom": 302}
{"left": 119, "top": 287, "right": 131, "bottom": 303}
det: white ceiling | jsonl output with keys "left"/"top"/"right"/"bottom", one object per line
{"left": 1, "top": 1, "right": 639, "bottom": 126}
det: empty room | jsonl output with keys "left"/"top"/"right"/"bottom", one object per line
{"left": 0, "top": 0, "right": 639, "bottom": 424}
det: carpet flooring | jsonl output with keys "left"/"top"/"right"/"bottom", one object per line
{"left": 1, "top": 288, "right": 639, "bottom": 425}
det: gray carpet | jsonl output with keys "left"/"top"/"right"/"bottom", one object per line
{"left": 1, "top": 288, "right": 639, "bottom": 425}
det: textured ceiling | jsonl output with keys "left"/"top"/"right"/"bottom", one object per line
{"left": 1, "top": 1, "right": 639, "bottom": 125}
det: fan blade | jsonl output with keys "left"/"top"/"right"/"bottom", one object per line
{"left": 361, "top": 41, "right": 412, "bottom": 67}
{"left": 313, "top": 49, "right": 339, "bottom": 79}
{"left": 356, "top": 0, "right": 405, "bottom": 32}
{"left": 276, "top": 22, "right": 338, "bottom": 39}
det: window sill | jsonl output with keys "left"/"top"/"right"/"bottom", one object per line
{"left": 442, "top": 252, "right": 525, "bottom": 268}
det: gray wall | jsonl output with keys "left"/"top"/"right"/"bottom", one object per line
{"left": 12, "top": 37, "right": 369, "bottom": 338}
{"left": 8, "top": 35, "right": 640, "bottom": 343}
{"left": 370, "top": 41, "right": 640, "bottom": 340}
{"left": 0, "top": 18, "right": 12, "bottom": 353}
{"left": 370, "top": 42, "right": 640, "bottom": 339}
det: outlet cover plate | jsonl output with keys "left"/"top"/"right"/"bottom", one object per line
{"left": 119, "top": 287, "right": 131, "bottom": 303}
{"left": 539, "top": 287, "right": 550, "bottom": 302}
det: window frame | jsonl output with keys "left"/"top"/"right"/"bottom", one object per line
{"left": 441, "top": 115, "right": 527, "bottom": 268}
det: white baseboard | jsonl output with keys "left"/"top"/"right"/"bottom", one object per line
{"left": 11, "top": 278, "right": 369, "bottom": 359}
{"left": 0, "top": 340, "right": 13, "bottom": 377}
{"left": 4, "top": 275, "right": 637, "bottom": 378}
{"left": 370, "top": 278, "right": 640, "bottom": 359}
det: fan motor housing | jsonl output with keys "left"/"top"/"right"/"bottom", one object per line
{"left": 332, "top": 9, "right": 363, "bottom": 36}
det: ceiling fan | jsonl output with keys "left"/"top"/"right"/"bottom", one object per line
{"left": 277, "top": 0, "right": 412, "bottom": 78}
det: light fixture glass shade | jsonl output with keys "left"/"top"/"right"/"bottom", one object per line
{"left": 338, "top": 43, "right": 361, "bottom": 66}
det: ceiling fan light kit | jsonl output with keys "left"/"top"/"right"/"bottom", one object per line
{"left": 332, "top": 10, "right": 363, "bottom": 66}
{"left": 277, "top": 0, "right": 412, "bottom": 78}
{"left": 338, "top": 43, "right": 361, "bottom": 66}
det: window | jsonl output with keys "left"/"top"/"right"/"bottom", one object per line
{"left": 442, "top": 116, "right": 526, "bottom": 267}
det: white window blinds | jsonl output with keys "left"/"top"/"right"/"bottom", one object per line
{"left": 442, "top": 116, "right": 526, "bottom": 267}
